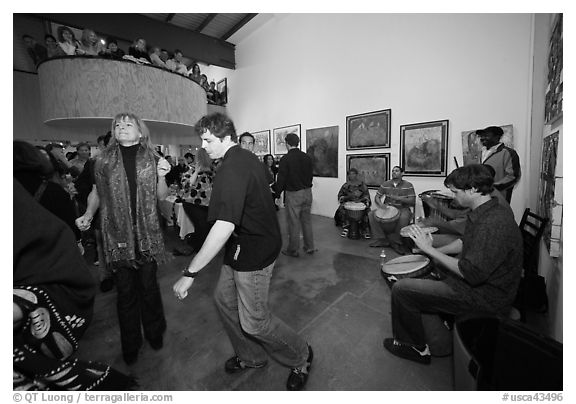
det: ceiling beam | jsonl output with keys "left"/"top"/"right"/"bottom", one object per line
{"left": 196, "top": 13, "right": 217, "bottom": 33}
{"left": 31, "top": 13, "right": 236, "bottom": 69}
{"left": 221, "top": 14, "right": 258, "bottom": 41}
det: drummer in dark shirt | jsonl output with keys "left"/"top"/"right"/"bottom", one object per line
{"left": 383, "top": 164, "right": 523, "bottom": 364}
{"left": 172, "top": 113, "right": 313, "bottom": 391}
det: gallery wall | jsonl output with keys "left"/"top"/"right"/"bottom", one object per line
{"left": 224, "top": 13, "right": 535, "bottom": 221}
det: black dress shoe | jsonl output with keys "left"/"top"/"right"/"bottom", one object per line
{"left": 224, "top": 356, "right": 267, "bottom": 374}
{"left": 123, "top": 351, "right": 138, "bottom": 365}
{"left": 286, "top": 345, "right": 313, "bottom": 391}
{"left": 149, "top": 336, "right": 163, "bottom": 350}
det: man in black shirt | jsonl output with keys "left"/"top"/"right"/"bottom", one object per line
{"left": 173, "top": 113, "right": 313, "bottom": 391}
{"left": 274, "top": 133, "right": 316, "bottom": 257}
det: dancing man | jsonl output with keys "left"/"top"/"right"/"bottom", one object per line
{"left": 173, "top": 113, "right": 313, "bottom": 391}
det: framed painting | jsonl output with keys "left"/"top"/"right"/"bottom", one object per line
{"left": 251, "top": 130, "right": 271, "bottom": 156}
{"left": 461, "top": 124, "right": 514, "bottom": 166}
{"left": 217, "top": 78, "right": 227, "bottom": 105}
{"left": 545, "top": 14, "right": 562, "bottom": 124}
{"left": 306, "top": 125, "right": 339, "bottom": 178}
{"left": 346, "top": 153, "right": 390, "bottom": 189}
{"left": 346, "top": 109, "right": 391, "bottom": 150}
{"left": 272, "top": 124, "right": 301, "bottom": 155}
{"left": 400, "top": 119, "right": 449, "bottom": 177}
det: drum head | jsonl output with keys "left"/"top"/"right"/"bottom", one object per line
{"left": 375, "top": 205, "right": 399, "bottom": 220}
{"left": 382, "top": 254, "right": 430, "bottom": 275}
{"left": 400, "top": 225, "right": 439, "bottom": 237}
{"left": 344, "top": 201, "right": 366, "bottom": 210}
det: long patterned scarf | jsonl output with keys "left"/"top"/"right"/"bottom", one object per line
{"left": 94, "top": 145, "right": 166, "bottom": 265}
{"left": 13, "top": 286, "right": 137, "bottom": 390}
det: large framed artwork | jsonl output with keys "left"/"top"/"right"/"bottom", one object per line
{"left": 306, "top": 125, "right": 338, "bottom": 178}
{"left": 400, "top": 119, "right": 449, "bottom": 177}
{"left": 545, "top": 14, "right": 563, "bottom": 124}
{"left": 273, "top": 124, "right": 301, "bottom": 155}
{"left": 346, "top": 109, "right": 391, "bottom": 150}
{"left": 346, "top": 153, "right": 390, "bottom": 189}
{"left": 461, "top": 124, "right": 514, "bottom": 166}
{"left": 251, "top": 130, "right": 271, "bottom": 156}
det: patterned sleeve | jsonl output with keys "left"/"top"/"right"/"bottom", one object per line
{"left": 337, "top": 183, "right": 348, "bottom": 202}
{"left": 360, "top": 182, "right": 371, "bottom": 207}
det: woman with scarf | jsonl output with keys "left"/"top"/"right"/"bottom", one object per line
{"left": 75, "top": 113, "right": 171, "bottom": 365}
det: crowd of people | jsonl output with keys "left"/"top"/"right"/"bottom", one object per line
{"left": 14, "top": 113, "right": 524, "bottom": 389}
{"left": 22, "top": 27, "right": 226, "bottom": 106}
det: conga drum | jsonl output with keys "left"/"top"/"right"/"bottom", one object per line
{"left": 344, "top": 201, "right": 366, "bottom": 240}
{"left": 381, "top": 254, "right": 432, "bottom": 287}
{"left": 419, "top": 190, "right": 457, "bottom": 221}
{"left": 374, "top": 205, "right": 400, "bottom": 233}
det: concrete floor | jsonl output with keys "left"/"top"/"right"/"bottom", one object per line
{"left": 76, "top": 211, "right": 465, "bottom": 390}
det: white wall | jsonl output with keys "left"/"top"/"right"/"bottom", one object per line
{"left": 225, "top": 13, "right": 534, "bottom": 221}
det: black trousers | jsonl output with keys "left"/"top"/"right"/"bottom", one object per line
{"left": 182, "top": 202, "right": 212, "bottom": 251}
{"left": 113, "top": 259, "right": 166, "bottom": 355}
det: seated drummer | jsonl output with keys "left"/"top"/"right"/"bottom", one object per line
{"left": 418, "top": 164, "right": 513, "bottom": 248}
{"left": 368, "top": 166, "right": 416, "bottom": 255}
{"left": 383, "top": 164, "right": 522, "bottom": 364}
{"left": 334, "top": 168, "right": 372, "bottom": 238}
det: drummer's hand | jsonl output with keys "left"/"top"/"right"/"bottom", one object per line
{"left": 407, "top": 225, "right": 434, "bottom": 253}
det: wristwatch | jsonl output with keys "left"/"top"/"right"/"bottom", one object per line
{"left": 182, "top": 269, "right": 198, "bottom": 278}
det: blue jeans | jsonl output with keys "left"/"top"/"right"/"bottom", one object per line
{"left": 214, "top": 263, "right": 309, "bottom": 368}
{"left": 391, "top": 278, "right": 483, "bottom": 346}
{"left": 285, "top": 188, "right": 314, "bottom": 254}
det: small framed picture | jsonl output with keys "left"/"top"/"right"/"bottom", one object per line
{"left": 217, "top": 78, "right": 227, "bottom": 104}
{"left": 272, "top": 124, "right": 301, "bottom": 155}
{"left": 251, "top": 130, "right": 271, "bottom": 156}
{"left": 346, "top": 109, "right": 391, "bottom": 150}
{"left": 346, "top": 153, "right": 390, "bottom": 189}
{"left": 400, "top": 119, "right": 449, "bottom": 177}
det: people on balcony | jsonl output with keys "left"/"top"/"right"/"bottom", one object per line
{"left": 189, "top": 63, "right": 202, "bottom": 83}
{"left": 128, "top": 38, "right": 151, "bottom": 63}
{"left": 44, "top": 34, "right": 65, "bottom": 59}
{"left": 199, "top": 74, "right": 210, "bottom": 92}
{"left": 99, "top": 37, "right": 125, "bottom": 60}
{"left": 166, "top": 49, "right": 188, "bottom": 76}
{"left": 22, "top": 34, "right": 47, "bottom": 66}
{"left": 57, "top": 25, "right": 84, "bottom": 56}
{"left": 79, "top": 28, "right": 105, "bottom": 56}
{"left": 207, "top": 81, "right": 221, "bottom": 105}
{"left": 149, "top": 46, "right": 167, "bottom": 69}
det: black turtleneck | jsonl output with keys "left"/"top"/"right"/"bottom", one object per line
{"left": 120, "top": 144, "right": 140, "bottom": 223}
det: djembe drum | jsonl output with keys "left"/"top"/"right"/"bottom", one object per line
{"left": 381, "top": 254, "right": 432, "bottom": 287}
{"left": 374, "top": 205, "right": 400, "bottom": 233}
{"left": 344, "top": 201, "right": 366, "bottom": 240}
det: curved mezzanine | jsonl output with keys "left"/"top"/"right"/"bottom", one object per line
{"left": 37, "top": 56, "right": 208, "bottom": 139}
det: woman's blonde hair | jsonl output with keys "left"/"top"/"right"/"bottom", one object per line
{"left": 109, "top": 113, "right": 159, "bottom": 158}
{"left": 196, "top": 147, "right": 212, "bottom": 170}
